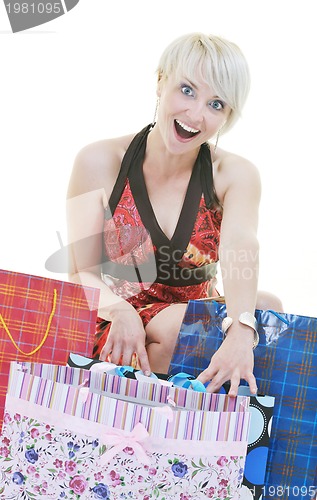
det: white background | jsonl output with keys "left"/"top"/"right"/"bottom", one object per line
{"left": 0, "top": 0, "right": 316, "bottom": 317}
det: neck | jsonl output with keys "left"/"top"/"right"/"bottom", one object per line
{"left": 145, "top": 124, "right": 200, "bottom": 175}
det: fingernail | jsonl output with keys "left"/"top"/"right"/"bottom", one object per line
{"left": 144, "top": 370, "right": 151, "bottom": 377}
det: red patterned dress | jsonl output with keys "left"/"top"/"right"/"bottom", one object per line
{"left": 93, "top": 124, "right": 223, "bottom": 358}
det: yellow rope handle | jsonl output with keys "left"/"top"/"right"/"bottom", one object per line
{"left": 0, "top": 288, "right": 57, "bottom": 356}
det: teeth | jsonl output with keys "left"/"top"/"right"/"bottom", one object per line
{"left": 176, "top": 119, "right": 200, "bottom": 134}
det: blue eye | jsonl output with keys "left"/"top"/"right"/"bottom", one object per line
{"left": 181, "top": 85, "right": 195, "bottom": 97}
{"left": 209, "top": 99, "right": 224, "bottom": 110}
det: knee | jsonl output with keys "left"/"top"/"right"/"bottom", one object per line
{"left": 146, "top": 330, "right": 178, "bottom": 358}
{"left": 145, "top": 304, "right": 187, "bottom": 344}
{"left": 146, "top": 330, "right": 179, "bottom": 373}
{"left": 256, "top": 290, "right": 284, "bottom": 312}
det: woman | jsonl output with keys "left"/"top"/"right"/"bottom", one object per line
{"left": 67, "top": 32, "right": 282, "bottom": 396}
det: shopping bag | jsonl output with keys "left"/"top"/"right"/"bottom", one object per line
{"left": 0, "top": 268, "right": 100, "bottom": 425}
{"left": 169, "top": 300, "right": 317, "bottom": 500}
{"left": 0, "top": 361, "right": 251, "bottom": 499}
{"left": 13, "top": 357, "right": 249, "bottom": 412}
{"left": 219, "top": 384, "right": 275, "bottom": 500}
{"left": 243, "top": 394, "right": 275, "bottom": 500}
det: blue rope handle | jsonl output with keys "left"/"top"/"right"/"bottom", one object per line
{"left": 115, "top": 366, "right": 135, "bottom": 377}
{"left": 168, "top": 372, "right": 206, "bottom": 392}
{"left": 115, "top": 367, "right": 206, "bottom": 392}
{"left": 265, "top": 310, "right": 290, "bottom": 325}
{"left": 115, "top": 366, "right": 159, "bottom": 380}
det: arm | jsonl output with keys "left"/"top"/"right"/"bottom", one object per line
{"left": 197, "top": 154, "right": 261, "bottom": 395}
{"left": 66, "top": 141, "right": 151, "bottom": 373}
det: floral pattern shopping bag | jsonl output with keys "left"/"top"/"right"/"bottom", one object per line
{"left": 0, "top": 361, "right": 251, "bottom": 499}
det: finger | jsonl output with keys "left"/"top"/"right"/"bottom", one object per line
{"left": 121, "top": 349, "right": 136, "bottom": 367}
{"left": 245, "top": 372, "right": 258, "bottom": 395}
{"left": 228, "top": 373, "right": 241, "bottom": 397}
{"left": 137, "top": 346, "right": 151, "bottom": 376}
{"left": 205, "top": 374, "right": 226, "bottom": 394}
{"left": 99, "top": 338, "right": 113, "bottom": 362}
{"left": 196, "top": 366, "right": 218, "bottom": 385}
{"left": 108, "top": 343, "right": 123, "bottom": 365}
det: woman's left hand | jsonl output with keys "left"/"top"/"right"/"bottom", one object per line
{"left": 196, "top": 333, "right": 257, "bottom": 396}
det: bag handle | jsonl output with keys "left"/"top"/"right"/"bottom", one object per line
{"left": 114, "top": 366, "right": 207, "bottom": 392}
{"left": 0, "top": 288, "right": 57, "bottom": 356}
{"left": 266, "top": 309, "right": 290, "bottom": 325}
{"left": 168, "top": 372, "right": 207, "bottom": 392}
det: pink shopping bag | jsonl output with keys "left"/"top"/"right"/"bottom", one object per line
{"left": 0, "top": 361, "right": 251, "bottom": 499}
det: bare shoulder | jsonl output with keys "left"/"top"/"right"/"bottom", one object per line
{"left": 212, "top": 147, "right": 261, "bottom": 204}
{"left": 67, "top": 132, "right": 136, "bottom": 199}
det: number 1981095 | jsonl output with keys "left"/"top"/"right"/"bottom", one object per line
{"left": 262, "top": 485, "right": 316, "bottom": 497}
{"left": 5, "top": 3, "right": 62, "bottom": 14}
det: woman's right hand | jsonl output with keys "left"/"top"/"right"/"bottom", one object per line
{"left": 99, "top": 301, "right": 151, "bottom": 375}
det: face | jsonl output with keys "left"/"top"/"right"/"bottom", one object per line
{"left": 156, "top": 73, "right": 231, "bottom": 155}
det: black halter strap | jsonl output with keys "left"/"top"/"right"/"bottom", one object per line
{"left": 105, "top": 124, "right": 153, "bottom": 220}
{"left": 102, "top": 124, "right": 219, "bottom": 286}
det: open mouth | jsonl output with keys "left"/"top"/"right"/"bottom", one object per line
{"left": 174, "top": 119, "right": 200, "bottom": 140}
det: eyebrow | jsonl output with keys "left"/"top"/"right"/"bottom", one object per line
{"left": 182, "top": 78, "right": 223, "bottom": 101}
{"left": 182, "top": 77, "right": 199, "bottom": 90}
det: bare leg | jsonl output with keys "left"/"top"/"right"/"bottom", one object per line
{"left": 144, "top": 290, "right": 283, "bottom": 374}
{"left": 256, "top": 290, "right": 284, "bottom": 312}
{"left": 145, "top": 303, "right": 187, "bottom": 373}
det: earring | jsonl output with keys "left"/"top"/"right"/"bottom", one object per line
{"left": 213, "top": 129, "right": 221, "bottom": 155}
{"left": 152, "top": 97, "right": 160, "bottom": 125}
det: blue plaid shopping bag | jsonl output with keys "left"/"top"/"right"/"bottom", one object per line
{"left": 169, "top": 300, "right": 317, "bottom": 500}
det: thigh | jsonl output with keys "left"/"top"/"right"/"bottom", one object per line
{"left": 145, "top": 303, "right": 188, "bottom": 346}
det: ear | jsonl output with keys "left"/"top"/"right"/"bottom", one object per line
{"left": 157, "top": 69, "right": 167, "bottom": 97}
{"left": 156, "top": 78, "right": 163, "bottom": 98}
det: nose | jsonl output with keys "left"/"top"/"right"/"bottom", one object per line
{"left": 185, "top": 99, "right": 205, "bottom": 125}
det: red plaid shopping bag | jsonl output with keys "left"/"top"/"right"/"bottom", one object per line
{"left": 0, "top": 268, "right": 100, "bottom": 425}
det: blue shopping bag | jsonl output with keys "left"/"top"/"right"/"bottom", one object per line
{"left": 169, "top": 300, "right": 317, "bottom": 500}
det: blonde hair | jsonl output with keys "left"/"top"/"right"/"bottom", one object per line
{"left": 157, "top": 32, "right": 251, "bottom": 133}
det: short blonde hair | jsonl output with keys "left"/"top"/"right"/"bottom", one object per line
{"left": 157, "top": 32, "right": 251, "bottom": 133}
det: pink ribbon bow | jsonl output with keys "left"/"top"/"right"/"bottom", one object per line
{"left": 100, "top": 422, "right": 151, "bottom": 466}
